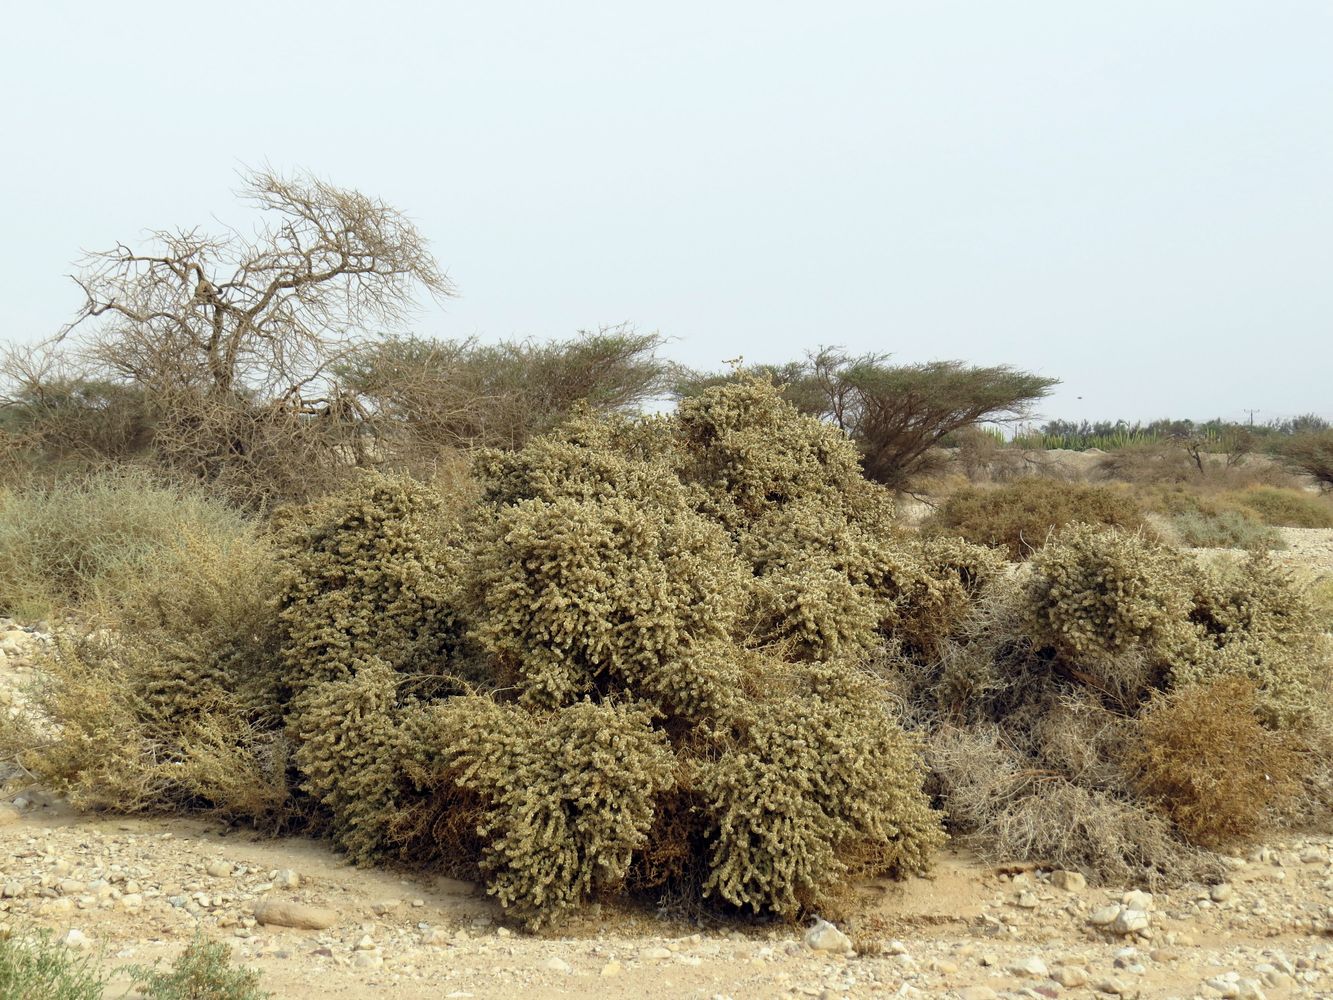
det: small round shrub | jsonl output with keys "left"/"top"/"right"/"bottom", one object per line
{"left": 1132, "top": 677, "right": 1301, "bottom": 847}
{"left": 927, "top": 479, "right": 1148, "bottom": 560}
{"left": 1180, "top": 555, "right": 1330, "bottom": 729}
{"left": 1023, "top": 524, "right": 1197, "bottom": 694}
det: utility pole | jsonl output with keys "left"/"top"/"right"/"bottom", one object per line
{"left": 1242, "top": 408, "right": 1259, "bottom": 427}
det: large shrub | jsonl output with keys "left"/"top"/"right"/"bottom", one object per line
{"left": 927, "top": 479, "right": 1149, "bottom": 560}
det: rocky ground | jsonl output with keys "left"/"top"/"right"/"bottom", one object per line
{"left": 4, "top": 538, "right": 1333, "bottom": 1000}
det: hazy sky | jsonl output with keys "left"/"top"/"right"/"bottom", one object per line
{"left": 3, "top": 1, "right": 1330, "bottom": 424}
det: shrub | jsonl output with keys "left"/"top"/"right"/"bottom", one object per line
{"left": 1180, "top": 555, "right": 1330, "bottom": 729}
{"left": 1278, "top": 430, "right": 1333, "bottom": 491}
{"left": 0, "top": 469, "right": 254, "bottom": 619}
{"left": 466, "top": 494, "right": 746, "bottom": 715}
{"left": 0, "top": 928, "right": 107, "bottom": 1000}
{"left": 927, "top": 479, "right": 1148, "bottom": 560}
{"left": 1170, "top": 510, "right": 1284, "bottom": 550}
{"left": 1132, "top": 678, "right": 1301, "bottom": 847}
{"left": 1232, "top": 487, "right": 1333, "bottom": 528}
{"left": 15, "top": 512, "right": 289, "bottom": 824}
{"left": 925, "top": 725, "right": 1222, "bottom": 887}
{"left": 699, "top": 659, "right": 944, "bottom": 917}
{"left": 426, "top": 698, "right": 674, "bottom": 929}
{"left": 1022, "top": 525, "right": 1197, "bottom": 698}
{"left": 273, "top": 472, "right": 464, "bottom": 699}
{"left": 128, "top": 936, "right": 268, "bottom": 1000}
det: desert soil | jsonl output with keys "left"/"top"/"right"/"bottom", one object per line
{"left": 3, "top": 531, "right": 1333, "bottom": 1000}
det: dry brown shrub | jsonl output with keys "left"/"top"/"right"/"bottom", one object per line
{"left": 1132, "top": 678, "right": 1302, "bottom": 848}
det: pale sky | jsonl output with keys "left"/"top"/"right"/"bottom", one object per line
{"left": 3, "top": 1, "right": 1330, "bottom": 425}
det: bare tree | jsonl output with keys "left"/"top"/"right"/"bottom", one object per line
{"left": 7, "top": 169, "right": 454, "bottom": 503}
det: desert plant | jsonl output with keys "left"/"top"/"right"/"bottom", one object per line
{"left": 676, "top": 350, "right": 1057, "bottom": 489}
{"left": 1278, "top": 430, "right": 1333, "bottom": 492}
{"left": 926, "top": 479, "right": 1148, "bottom": 560}
{"left": 0, "top": 928, "right": 107, "bottom": 1000}
{"left": 17, "top": 522, "right": 290, "bottom": 823}
{"left": 699, "top": 658, "right": 944, "bottom": 917}
{"left": 273, "top": 471, "right": 464, "bottom": 699}
{"left": 1132, "top": 678, "right": 1301, "bottom": 847}
{"left": 1022, "top": 524, "right": 1198, "bottom": 700}
{"left": 128, "top": 936, "right": 268, "bottom": 1000}
{"left": 1231, "top": 487, "right": 1333, "bottom": 528}
{"left": 0, "top": 468, "right": 255, "bottom": 618}
{"left": 1170, "top": 510, "right": 1285, "bottom": 550}
{"left": 341, "top": 326, "right": 673, "bottom": 453}
{"left": 425, "top": 698, "right": 674, "bottom": 929}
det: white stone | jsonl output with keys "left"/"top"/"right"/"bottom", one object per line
{"left": 1008, "top": 956, "right": 1049, "bottom": 978}
{"left": 58, "top": 929, "right": 91, "bottom": 950}
{"left": 1122, "top": 889, "right": 1154, "bottom": 911}
{"left": 542, "top": 956, "right": 572, "bottom": 973}
{"left": 1089, "top": 904, "right": 1122, "bottom": 926}
{"left": 639, "top": 945, "right": 672, "bottom": 960}
{"left": 1113, "top": 908, "right": 1151, "bottom": 935}
{"left": 803, "top": 919, "right": 852, "bottom": 954}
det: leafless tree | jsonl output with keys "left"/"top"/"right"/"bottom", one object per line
{"left": 5, "top": 169, "right": 454, "bottom": 503}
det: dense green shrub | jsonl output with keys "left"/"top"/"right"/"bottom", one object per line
{"left": 466, "top": 494, "right": 746, "bottom": 715}
{"left": 1022, "top": 524, "right": 1197, "bottom": 696}
{"left": 273, "top": 472, "right": 464, "bottom": 699}
{"left": 1180, "top": 555, "right": 1330, "bottom": 729}
{"left": 699, "top": 659, "right": 943, "bottom": 916}
{"left": 926, "top": 479, "right": 1148, "bottom": 560}
{"left": 427, "top": 698, "right": 674, "bottom": 928}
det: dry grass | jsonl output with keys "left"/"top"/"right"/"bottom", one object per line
{"left": 925, "top": 724, "right": 1223, "bottom": 887}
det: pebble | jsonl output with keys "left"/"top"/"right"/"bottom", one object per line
{"left": 956, "top": 989, "right": 999, "bottom": 1000}
{"left": 1095, "top": 977, "right": 1128, "bottom": 995}
{"left": 58, "top": 929, "right": 91, "bottom": 950}
{"left": 640, "top": 945, "right": 673, "bottom": 960}
{"left": 1088, "top": 904, "right": 1122, "bottom": 926}
{"left": 1211, "top": 883, "right": 1234, "bottom": 902}
{"left": 1113, "top": 908, "right": 1150, "bottom": 935}
{"left": 205, "top": 860, "right": 233, "bottom": 878}
{"left": 273, "top": 869, "right": 301, "bottom": 889}
{"left": 600, "top": 960, "right": 622, "bottom": 977}
{"left": 542, "top": 956, "right": 572, "bottom": 973}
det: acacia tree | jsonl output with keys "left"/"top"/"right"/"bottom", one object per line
{"left": 6, "top": 169, "right": 453, "bottom": 502}
{"left": 677, "top": 349, "right": 1057, "bottom": 488}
